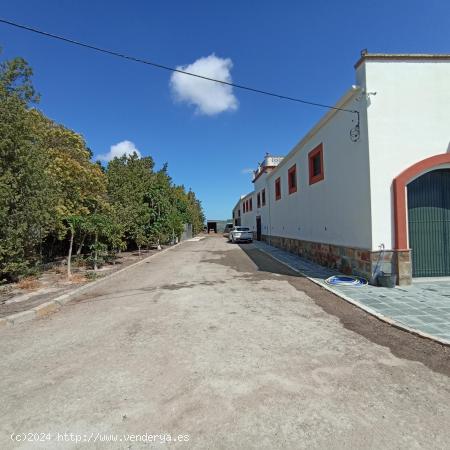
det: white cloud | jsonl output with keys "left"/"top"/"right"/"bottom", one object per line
{"left": 170, "top": 54, "right": 238, "bottom": 116}
{"left": 98, "top": 140, "right": 141, "bottom": 162}
{"left": 241, "top": 168, "right": 254, "bottom": 175}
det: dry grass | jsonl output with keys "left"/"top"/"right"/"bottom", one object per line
{"left": 54, "top": 265, "right": 66, "bottom": 275}
{"left": 73, "top": 258, "right": 88, "bottom": 268}
{"left": 17, "top": 277, "right": 41, "bottom": 291}
{"left": 69, "top": 273, "right": 87, "bottom": 283}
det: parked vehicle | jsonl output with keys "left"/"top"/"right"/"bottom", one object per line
{"left": 229, "top": 226, "right": 253, "bottom": 243}
{"left": 223, "top": 223, "right": 234, "bottom": 237}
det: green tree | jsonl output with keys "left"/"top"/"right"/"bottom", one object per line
{"left": 146, "top": 165, "right": 205, "bottom": 245}
{"left": 0, "top": 50, "right": 205, "bottom": 283}
{"left": 0, "top": 56, "right": 53, "bottom": 280}
{"left": 106, "top": 153, "right": 154, "bottom": 254}
{"left": 32, "top": 111, "right": 108, "bottom": 277}
{"left": 186, "top": 189, "right": 205, "bottom": 235}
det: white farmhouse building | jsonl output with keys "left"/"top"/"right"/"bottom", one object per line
{"left": 233, "top": 52, "right": 450, "bottom": 285}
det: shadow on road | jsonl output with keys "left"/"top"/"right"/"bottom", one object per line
{"left": 237, "top": 243, "right": 303, "bottom": 277}
{"left": 216, "top": 239, "right": 450, "bottom": 377}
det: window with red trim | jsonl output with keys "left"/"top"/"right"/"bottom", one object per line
{"left": 257, "top": 192, "right": 261, "bottom": 208}
{"left": 262, "top": 189, "right": 266, "bottom": 206}
{"left": 288, "top": 164, "right": 297, "bottom": 194}
{"left": 308, "top": 144, "right": 324, "bottom": 185}
{"left": 275, "top": 177, "right": 281, "bottom": 200}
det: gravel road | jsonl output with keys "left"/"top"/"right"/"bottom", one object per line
{"left": 1, "top": 236, "right": 449, "bottom": 449}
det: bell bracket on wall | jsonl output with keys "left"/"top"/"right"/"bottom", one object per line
{"left": 350, "top": 110, "right": 360, "bottom": 142}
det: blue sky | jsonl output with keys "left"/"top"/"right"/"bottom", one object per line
{"left": 1, "top": 0, "right": 449, "bottom": 219}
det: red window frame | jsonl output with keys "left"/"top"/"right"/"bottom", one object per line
{"left": 257, "top": 192, "right": 261, "bottom": 208}
{"left": 288, "top": 164, "right": 297, "bottom": 194}
{"left": 262, "top": 189, "right": 266, "bottom": 206}
{"left": 275, "top": 177, "right": 281, "bottom": 200}
{"left": 308, "top": 143, "right": 324, "bottom": 185}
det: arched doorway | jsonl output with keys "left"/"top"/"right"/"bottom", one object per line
{"left": 407, "top": 169, "right": 450, "bottom": 277}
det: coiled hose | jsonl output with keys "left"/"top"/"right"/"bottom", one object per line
{"left": 325, "top": 275, "right": 368, "bottom": 287}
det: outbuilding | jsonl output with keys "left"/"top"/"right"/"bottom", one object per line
{"left": 233, "top": 52, "right": 450, "bottom": 285}
{"left": 207, "top": 220, "right": 233, "bottom": 234}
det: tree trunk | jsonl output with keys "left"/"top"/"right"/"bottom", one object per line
{"left": 76, "top": 233, "right": 86, "bottom": 256}
{"left": 138, "top": 245, "right": 141, "bottom": 258}
{"left": 94, "top": 231, "right": 98, "bottom": 271}
{"left": 67, "top": 225, "right": 74, "bottom": 279}
{"left": 156, "top": 238, "right": 162, "bottom": 251}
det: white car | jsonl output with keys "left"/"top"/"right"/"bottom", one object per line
{"left": 229, "top": 226, "right": 253, "bottom": 243}
{"left": 223, "top": 223, "right": 234, "bottom": 238}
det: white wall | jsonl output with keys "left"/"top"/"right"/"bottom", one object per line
{"left": 234, "top": 58, "right": 450, "bottom": 252}
{"left": 251, "top": 171, "right": 271, "bottom": 235}
{"left": 246, "top": 90, "right": 373, "bottom": 250}
{"left": 237, "top": 192, "right": 257, "bottom": 232}
{"left": 264, "top": 93, "right": 372, "bottom": 249}
{"left": 364, "top": 60, "right": 450, "bottom": 249}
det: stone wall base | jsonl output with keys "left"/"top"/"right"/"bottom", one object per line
{"left": 261, "top": 235, "right": 412, "bottom": 285}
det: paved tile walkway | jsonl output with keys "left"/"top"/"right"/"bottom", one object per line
{"left": 253, "top": 241, "right": 450, "bottom": 344}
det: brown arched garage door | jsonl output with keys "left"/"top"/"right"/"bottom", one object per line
{"left": 407, "top": 168, "right": 450, "bottom": 277}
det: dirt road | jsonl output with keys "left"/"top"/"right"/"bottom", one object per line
{"left": 1, "top": 236, "right": 449, "bottom": 449}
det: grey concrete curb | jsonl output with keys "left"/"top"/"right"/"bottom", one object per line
{"left": 0, "top": 241, "right": 186, "bottom": 328}
{"left": 256, "top": 246, "right": 450, "bottom": 347}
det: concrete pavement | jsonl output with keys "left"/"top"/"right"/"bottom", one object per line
{"left": 1, "top": 236, "right": 449, "bottom": 449}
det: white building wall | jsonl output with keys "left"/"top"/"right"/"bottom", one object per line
{"left": 238, "top": 193, "right": 257, "bottom": 232}
{"left": 363, "top": 60, "right": 450, "bottom": 249}
{"left": 252, "top": 172, "right": 271, "bottom": 236}
{"left": 234, "top": 56, "right": 450, "bottom": 253}
{"left": 258, "top": 92, "right": 372, "bottom": 249}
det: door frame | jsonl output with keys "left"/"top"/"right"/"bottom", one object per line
{"left": 256, "top": 216, "right": 262, "bottom": 241}
{"left": 393, "top": 153, "right": 450, "bottom": 250}
{"left": 407, "top": 168, "right": 450, "bottom": 277}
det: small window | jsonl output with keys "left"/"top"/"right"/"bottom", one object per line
{"left": 312, "top": 155, "right": 321, "bottom": 176}
{"left": 257, "top": 193, "right": 261, "bottom": 208}
{"left": 275, "top": 177, "right": 281, "bottom": 200}
{"left": 288, "top": 164, "right": 297, "bottom": 194}
{"left": 249, "top": 198, "right": 253, "bottom": 211}
{"left": 243, "top": 202, "right": 246, "bottom": 213}
{"left": 262, "top": 189, "right": 266, "bottom": 206}
{"left": 308, "top": 144, "right": 324, "bottom": 185}
{"left": 238, "top": 209, "right": 240, "bottom": 217}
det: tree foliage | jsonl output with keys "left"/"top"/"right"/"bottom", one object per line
{"left": 0, "top": 52, "right": 204, "bottom": 281}
{"left": 106, "top": 157, "right": 204, "bottom": 251}
{"left": 0, "top": 56, "right": 52, "bottom": 279}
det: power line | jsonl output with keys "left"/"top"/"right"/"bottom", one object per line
{"left": 0, "top": 18, "right": 359, "bottom": 118}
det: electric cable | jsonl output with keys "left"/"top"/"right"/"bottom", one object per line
{"left": 0, "top": 18, "right": 359, "bottom": 118}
